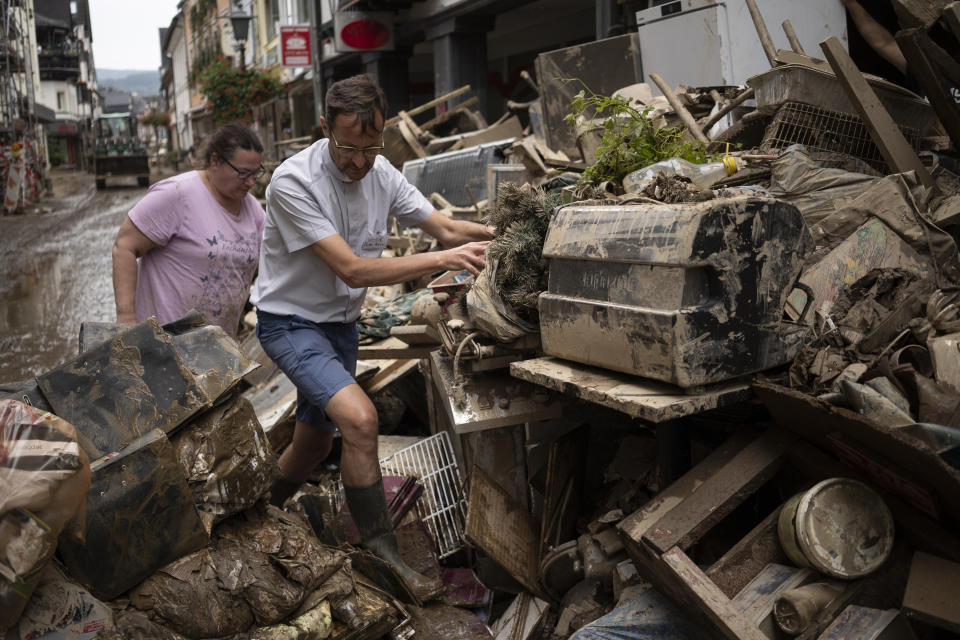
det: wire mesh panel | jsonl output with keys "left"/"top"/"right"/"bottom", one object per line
{"left": 379, "top": 431, "right": 468, "bottom": 558}
{"left": 761, "top": 101, "right": 922, "bottom": 173}
{"left": 334, "top": 432, "right": 468, "bottom": 558}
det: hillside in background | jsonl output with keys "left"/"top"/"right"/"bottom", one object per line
{"left": 97, "top": 69, "right": 160, "bottom": 97}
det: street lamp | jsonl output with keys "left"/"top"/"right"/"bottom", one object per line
{"left": 230, "top": 2, "right": 252, "bottom": 71}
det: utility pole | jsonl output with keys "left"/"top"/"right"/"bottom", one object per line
{"left": 309, "top": 0, "right": 322, "bottom": 126}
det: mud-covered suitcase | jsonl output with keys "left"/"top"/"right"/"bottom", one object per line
{"left": 539, "top": 196, "right": 814, "bottom": 388}
{"left": 37, "top": 319, "right": 208, "bottom": 459}
{"left": 58, "top": 428, "right": 209, "bottom": 600}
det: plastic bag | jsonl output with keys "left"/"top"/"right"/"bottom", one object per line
{"left": 622, "top": 157, "right": 742, "bottom": 193}
{"left": 0, "top": 399, "right": 90, "bottom": 632}
{"left": 466, "top": 261, "right": 537, "bottom": 343}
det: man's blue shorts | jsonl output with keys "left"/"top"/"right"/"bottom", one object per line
{"left": 255, "top": 309, "right": 358, "bottom": 431}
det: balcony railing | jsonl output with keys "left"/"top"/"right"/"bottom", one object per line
{"left": 38, "top": 48, "right": 81, "bottom": 80}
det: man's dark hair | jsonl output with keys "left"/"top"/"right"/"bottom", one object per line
{"left": 325, "top": 74, "right": 387, "bottom": 134}
{"left": 200, "top": 123, "right": 264, "bottom": 168}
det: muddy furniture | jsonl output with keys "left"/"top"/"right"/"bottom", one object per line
{"left": 538, "top": 196, "right": 813, "bottom": 388}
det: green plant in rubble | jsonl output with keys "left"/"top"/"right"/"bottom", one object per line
{"left": 564, "top": 82, "right": 714, "bottom": 185}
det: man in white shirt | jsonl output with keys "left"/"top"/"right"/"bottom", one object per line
{"left": 251, "top": 75, "right": 493, "bottom": 600}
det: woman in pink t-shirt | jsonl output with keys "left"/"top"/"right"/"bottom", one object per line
{"left": 111, "top": 124, "right": 266, "bottom": 336}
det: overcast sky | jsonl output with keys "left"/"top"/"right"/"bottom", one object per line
{"left": 89, "top": 0, "right": 182, "bottom": 70}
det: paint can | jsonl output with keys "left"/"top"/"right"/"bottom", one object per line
{"left": 777, "top": 478, "right": 894, "bottom": 579}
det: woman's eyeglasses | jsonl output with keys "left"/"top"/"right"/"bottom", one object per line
{"left": 222, "top": 157, "right": 266, "bottom": 181}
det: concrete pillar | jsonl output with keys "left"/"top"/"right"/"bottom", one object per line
{"left": 426, "top": 17, "right": 495, "bottom": 119}
{"left": 596, "top": 0, "right": 620, "bottom": 40}
{"left": 362, "top": 49, "right": 411, "bottom": 116}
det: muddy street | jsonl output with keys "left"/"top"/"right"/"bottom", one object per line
{"left": 0, "top": 171, "right": 146, "bottom": 383}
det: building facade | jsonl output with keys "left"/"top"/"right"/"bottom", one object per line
{"left": 156, "top": 0, "right": 638, "bottom": 161}
{"left": 34, "top": 0, "right": 98, "bottom": 170}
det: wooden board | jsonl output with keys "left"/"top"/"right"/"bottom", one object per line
{"left": 431, "top": 351, "right": 561, "bottom": 434}
{"left": 361, "top": 358, "right": 419, "bottom": 395}
{"left": 358, "top": 336, "right": 438, "bottom": 360}
{"left": 617, "top": 431, "right": 756, "bottom": 546}
{"left": 464, "top": 465, "right": 540, "bottom": 594}
{"left": 510, "top": 357, "right": 752, "bottom": 423}
{"left": 390, "top": 324, "right": 441, "bottom": 346}
{"left": 902, "top": 551, "right": 960, "bottom": 632}
{"left": 642, "top": 430, "right": 788, "bottom": 554}
{"left": 636, "top": 544, "right": 770, "bottom": 640}
{"left": 820, "top": 36, "right": 934, "bottom": 188}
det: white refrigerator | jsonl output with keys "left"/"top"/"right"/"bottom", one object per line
{"left": 636, "top": 0, "right": 848, "bottom": 95}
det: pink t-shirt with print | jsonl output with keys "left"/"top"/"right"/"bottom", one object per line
{"left": 129, "top": 170, "right": 264, "bottom": 336}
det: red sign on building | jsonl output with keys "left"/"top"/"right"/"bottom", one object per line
{"left": 280, "top": 25, "right": 312, "bottom": 67}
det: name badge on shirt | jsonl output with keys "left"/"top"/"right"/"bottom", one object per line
{"left": 361, "top": 229, "right": 389, "bottom": 253}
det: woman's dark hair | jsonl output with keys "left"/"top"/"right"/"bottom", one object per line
{"left": 200, "top": 123, "right": 264, "bottom": 168}
{"left": 325, "top": 74, "right": 387, "bottom": 134}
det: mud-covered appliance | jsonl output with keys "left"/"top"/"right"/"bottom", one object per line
{"left": 538, "top": 196, "right": 813, "bottom": 388}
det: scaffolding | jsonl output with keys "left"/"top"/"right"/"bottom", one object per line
{"left": 1, "top": 0, "right": 46, "bottom": 213}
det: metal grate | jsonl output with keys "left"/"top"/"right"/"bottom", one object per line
{"left": 336, "top": 431, "right": 468, "bottom": 558}
{"left": 760, "top": 101, "right": 922, "bottom": 173}
{"left": 402, "top": 139, "right": 513, "bottom": 207}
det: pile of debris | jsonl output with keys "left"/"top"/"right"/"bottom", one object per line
{"left": 5, "top": 0, "right": 960, "bottom": 638}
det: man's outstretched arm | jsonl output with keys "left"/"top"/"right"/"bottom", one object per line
{"left": 417, "top": 210, "right": 495, "bottom": 248}
{"left": 841, "top": 0, "right": 907, "bottom": 73}
{"left": 309, "top": 233, "right": 488, "bottom": 289}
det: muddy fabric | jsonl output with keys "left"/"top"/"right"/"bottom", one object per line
{"left": 128, "top": 545, "right": 257, "bottom": 638}
{"left": 108, "top": 611, "right": 191, "bottom": 640}
{"left": 768, "top": 146, "right": 880, "bottom": 226}
{"left": 571, "top": 584, "right": 703, "bottom": 640}
{"left": 172, "top": 396, "right": 280, "bottom": 527}
{"left": 215, "top": 504, "right": 347, "bottom": 593}
{"left": 358, "top": 289, "right": 432, "bottom": 340}
{"left": 807, "top": 174, "right": 960, "bottom": 287}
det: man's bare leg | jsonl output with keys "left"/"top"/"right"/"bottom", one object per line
{"left": 325, "top": 384, "right": 443, "bottom": 601}
{"left": 278, "top": 421, "right": 335, "bottom": 482}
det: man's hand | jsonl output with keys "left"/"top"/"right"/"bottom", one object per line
{"left": 116, "top": 312, "right": 137, "bottom": 324}
{"left": 440, "top": 241, "right": 489, "bottom": 276}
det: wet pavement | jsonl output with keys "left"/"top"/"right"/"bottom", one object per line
{"left": 0, "top": 172, "right": 147, "bottom": 383}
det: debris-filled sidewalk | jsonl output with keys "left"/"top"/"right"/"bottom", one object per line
{"left": 5, "top": 1, "right": 960, "bottom": 639}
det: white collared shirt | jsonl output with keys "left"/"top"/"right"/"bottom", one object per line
{"left": 250, "top": 138, "right": 433, "bottom": 323}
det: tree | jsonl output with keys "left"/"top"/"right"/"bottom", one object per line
{"left": 197, "top": 57, "right": 285, "bottom": 124}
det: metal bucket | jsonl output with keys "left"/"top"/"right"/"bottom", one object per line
{"left": 777, "top": 478, "right": 894, "bottom": 579}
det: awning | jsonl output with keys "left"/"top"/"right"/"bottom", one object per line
{"left": 34, "top": 103, "right": 57, "bottom": 123}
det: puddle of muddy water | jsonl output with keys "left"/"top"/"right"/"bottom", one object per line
{"left": 0, "top": 187, "right": 144, "bottom": 382}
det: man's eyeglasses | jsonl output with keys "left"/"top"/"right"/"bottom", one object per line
{"left": 222, "top": 156, "right": 266, "bottom": 181}
{"left": 331, "top": 131, "right": 385, "bottom": 159}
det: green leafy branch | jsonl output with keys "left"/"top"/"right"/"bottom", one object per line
{"left": 563, "top": 80, "right": 715, "bottom": 185}
{"left": 198, "top": 57, "right": 285, "bottom": 123}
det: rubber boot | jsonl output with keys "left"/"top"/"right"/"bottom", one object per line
{"left": 343, "top": 476, "right": 443, "bottom": 602}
